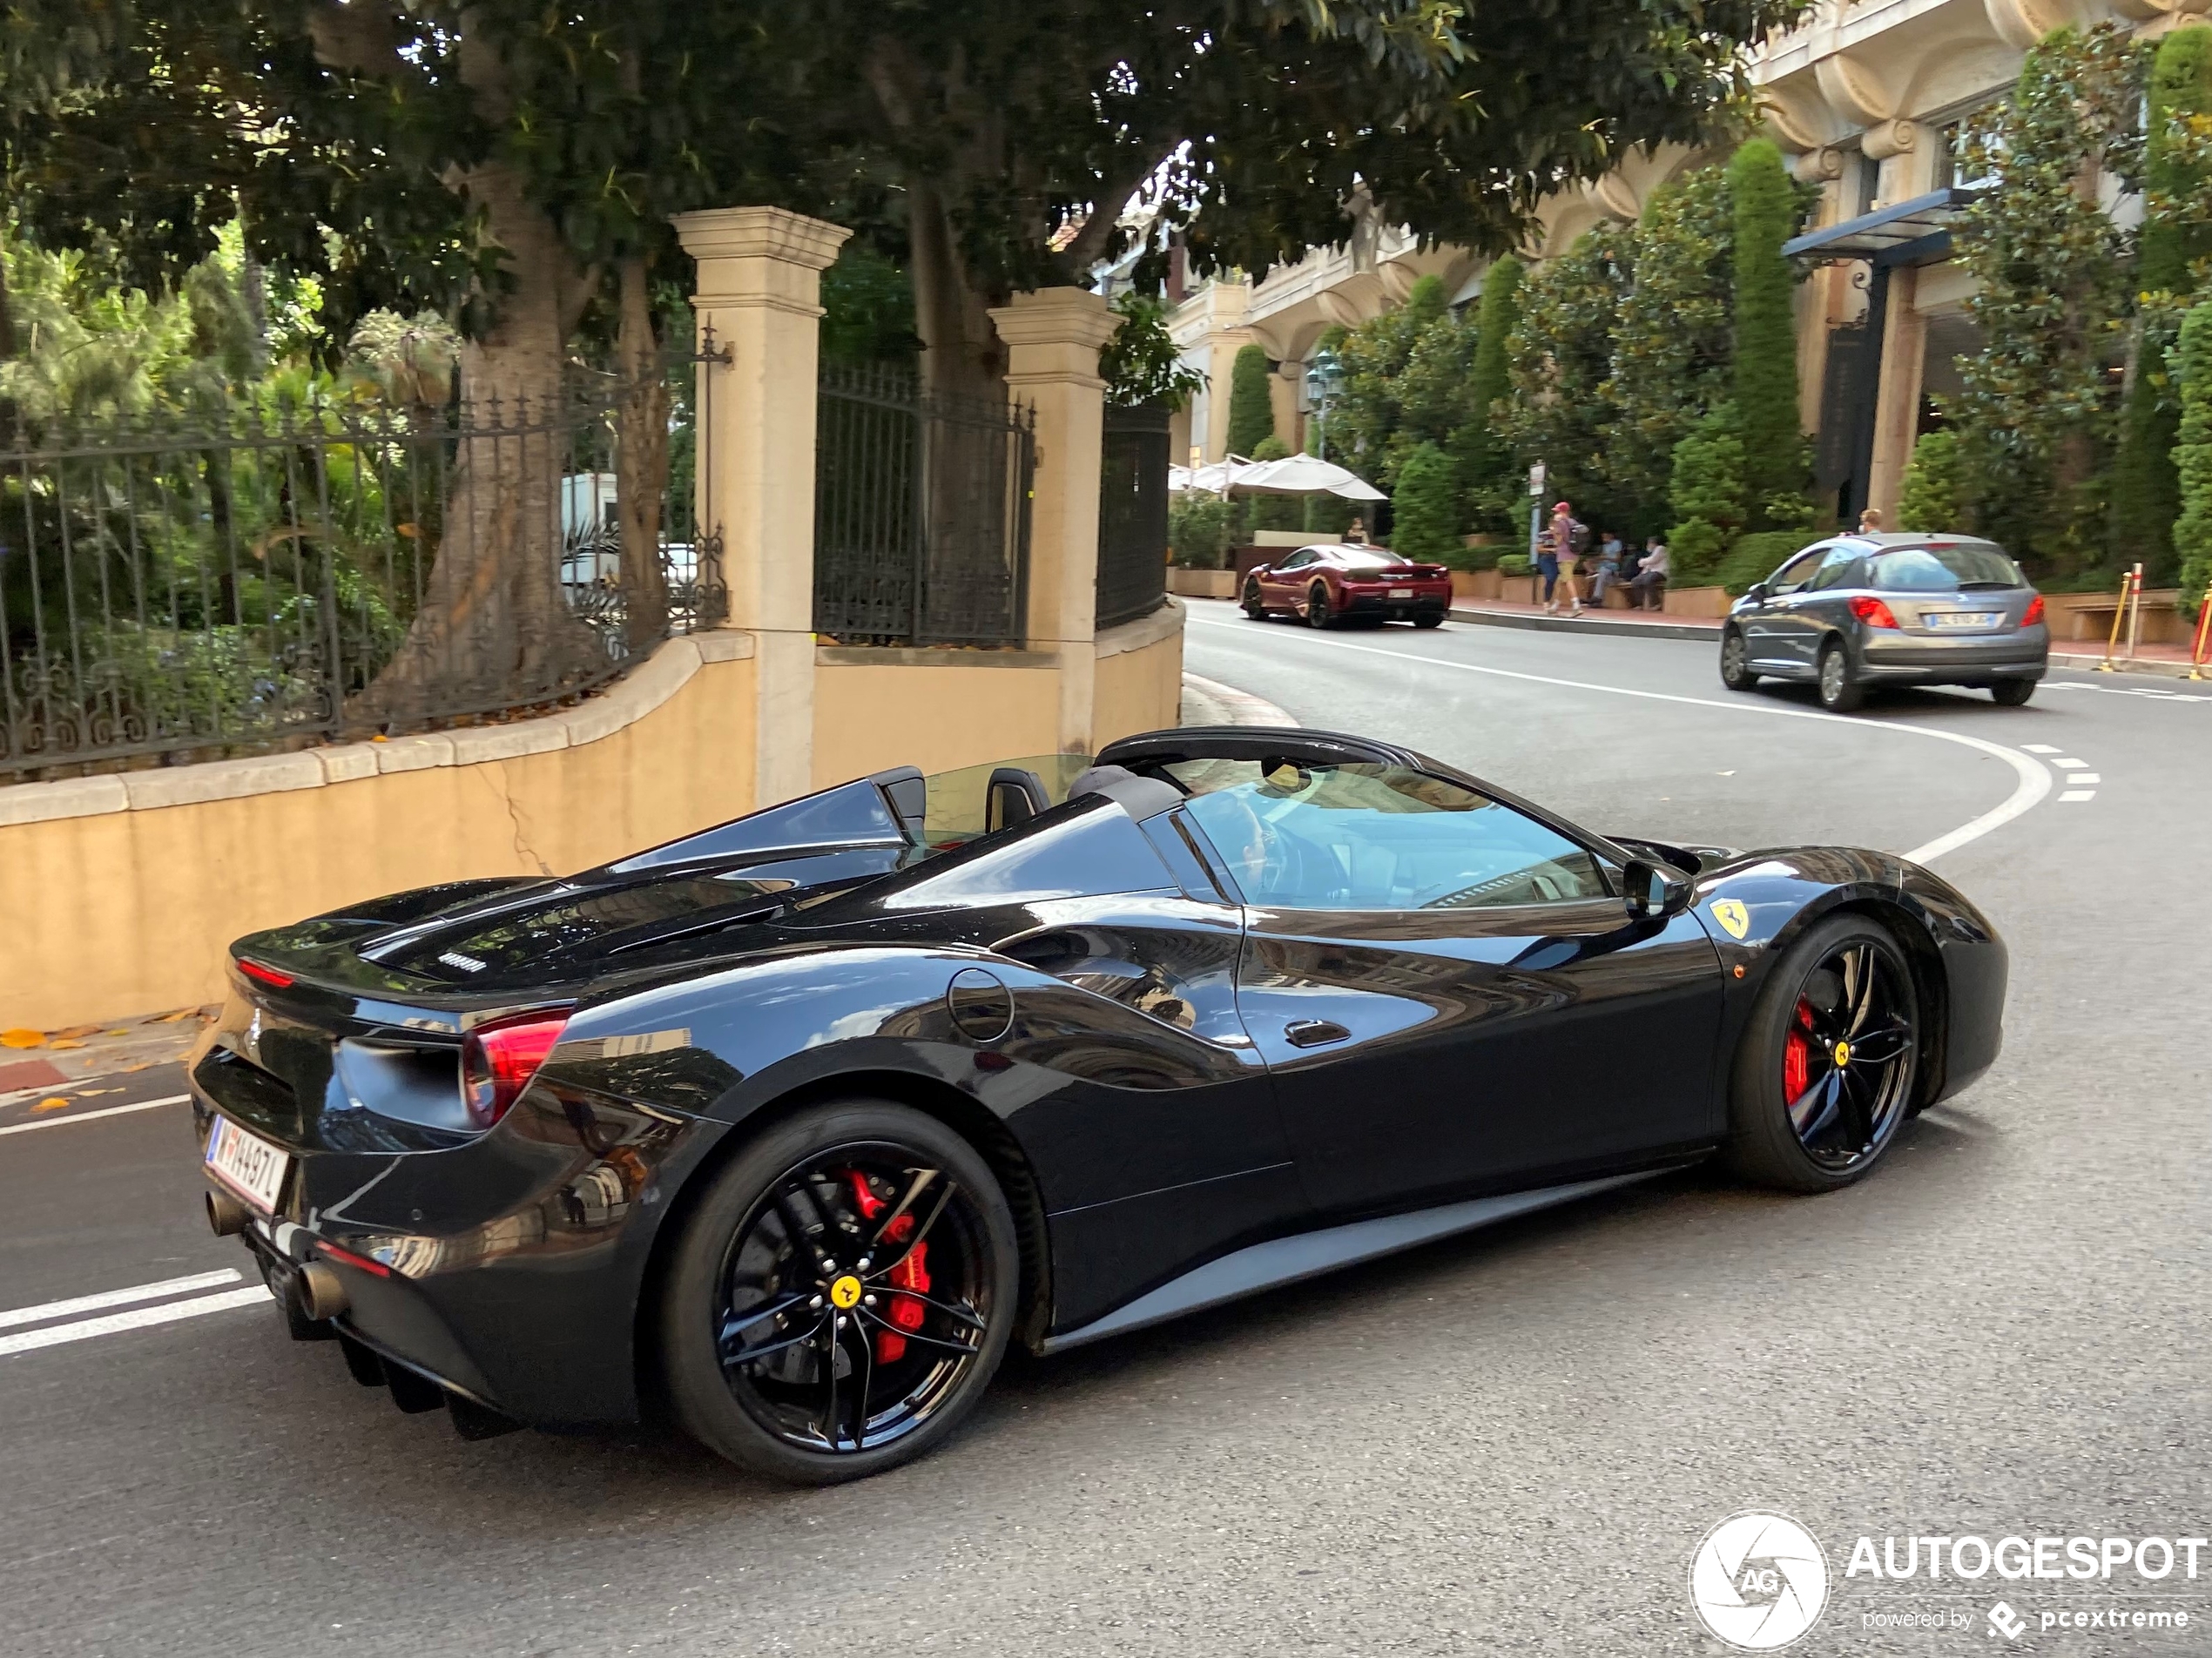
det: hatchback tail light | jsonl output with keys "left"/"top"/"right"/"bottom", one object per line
{"left": 459, "top": 1011, "right": 570, "bottom": 1129}
{"left": 2022, "top": 592, "right": 2046, "bottom": 627}
{"left": 1848, "top": 596, "right": 1901, "bottom": 630}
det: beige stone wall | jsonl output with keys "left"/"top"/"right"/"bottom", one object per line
{"left": 0, "top": 637, "right": 760, "bottom": 1030}
{"left": 1093, "top": 603, "right": 1187, "bottom": 749}
{"left": 813, "top": 652, "right": 1062, "bottom": 784}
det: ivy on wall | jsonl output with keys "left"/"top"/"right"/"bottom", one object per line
{"left": 1952, "top": 23, "right": 2148, "bottom": 582}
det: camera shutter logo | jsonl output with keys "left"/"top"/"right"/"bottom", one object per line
{"left": 1689, "top": 1512, "right": 1831, "bottom": 1650}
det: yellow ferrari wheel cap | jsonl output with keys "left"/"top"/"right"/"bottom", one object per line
{"left": 1711, "top": 899, "right": 1750, "bottom": 940}
{"left": 1832, "top": 1041, "right": 1852, "bottom": 1068}
{"left": 829, "top": 1274, "right": 863, "bottom": 1310}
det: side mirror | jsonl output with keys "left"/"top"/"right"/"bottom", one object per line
{"left": 1743, "top": 581, "right": 1770, "bottom": 602}
{"left": 1622, "top": 859, "right": 1692, "bottom": 921}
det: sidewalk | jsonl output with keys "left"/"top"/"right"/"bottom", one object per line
{"left": 0, "top": 1008, "right": 213, "bottom": 1106}
{"left": 1447, "top": 596, "right": 2210, "bottom": 681}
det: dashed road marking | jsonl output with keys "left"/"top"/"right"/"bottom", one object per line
{"left": 2050, "top": 758, "right": 2088, "bottom": 770}
{"left": 2058, "top": 791, "right": 2096, "bottom": 803}
{"left": 0, "top": 1269, "right": 243, "bottom": 1331}
{"left": 0, "top": 1284, "right": 271, "bottom": 1358}
{"left": 2021, "top": 744, "right": 2061, "bottom": 753}
{"left": 2067, "top": 772, "right": 2101, "bottom": 785}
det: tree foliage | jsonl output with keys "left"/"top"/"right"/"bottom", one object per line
{"left": 1952, "top": 24, "right": 2148, "bottom": 581}
{"left": 2174, "top": 300, "right": 2212, "bottom": 613}
{"left": 1667, "top": 401, "right": 1746, "bottom": 585}
{"left": 1460, "top": 255, "right": 1522, "bottom": 529}
{"left": 1331, "top": 273, "right": 1461, "bottom": 487}
{"left": 1227, "top": 343, "right": 1277, "bottom": 456}
{"left": 2109, "top": 26, "right": 2212, "bottom": 576}
{"left": 1389, "top": 441, "right": 1460, "bottom": 561}
{"left": 1897, "top": 429, "right": 1964, "bottom": 532}
{"left": 1729, "top": 138, "right": 1807, "bottom": 523}
{"left": 1506, "top": 225, "right": 1635, "bottom": 527}
{"left": 1100, "top": 290, "right": 1204, "bottom": 410}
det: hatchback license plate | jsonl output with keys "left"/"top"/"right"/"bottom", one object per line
{"left": 1389, "top": 587, "right": 1413, "bottom": 598}
{"left": 1925, "top": 610, "right": 2000, "bottom": 630}
{"left": 205, "top": 1115, "right": 289, "bottom": 1212}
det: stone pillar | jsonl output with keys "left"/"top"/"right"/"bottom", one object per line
{"left": 1271, "top": 360, "right": 1304, "bottom": 452}
{"left": 989, "top": 287, "right": 1118, "bottom": 754}
{"left": 670, "top": 207, "right": 851, "bottom": 808}
{"left": 1866, "top": 264, "right": 1926, "bottom": 523}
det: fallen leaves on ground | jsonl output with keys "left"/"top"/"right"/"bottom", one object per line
{"left": 49, "top": 1040, "right": 84, "bottom": 1050}
{"left": 1, "top": 1029, "right": 46, "bottom": 1048}
{"left": 31, "top": 1096, "right": 71, "bottom": 1112}
{"left": 152, "top": 1008, "right": 198, "bottom": 1023}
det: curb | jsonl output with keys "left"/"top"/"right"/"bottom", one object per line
{"left": 1447, "top": 606, "right": 1720, "bottom": 643}
{"left": 1179, "top": 671, "right": 1297, "bottom": 729}
{"left": 2047, "top": 651, "right": 2206, "bottom": 684}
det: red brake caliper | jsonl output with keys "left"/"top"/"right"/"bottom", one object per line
{"left": 843, "top": 1172, "right": 930, "bottom": 1364}
{"left": 1783, "top": 998, "right": 1813, "bottom": 1103}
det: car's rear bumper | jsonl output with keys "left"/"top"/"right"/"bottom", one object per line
{"left": 1858, "top": 628, "right": 2047, "bottom": 684}
{"left": 1339, "top": 590, "right": 1450, "bottom": 619}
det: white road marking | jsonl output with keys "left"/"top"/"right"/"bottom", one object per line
{"left": 2050, "top": 758, "right": 2088, "bottom": 770}
{"left": 0, "top": 1094, "right": 190, "bottom": 1136}
{"left": 1186, "top": 617, "right": 2054, "bottom": 865}
{"left": 0, "top": 1284, "right": 271, "bottom": 1358}
{"left": 0, "top": 1269, "right": 244, "bottom": 1331}
{"left": 2042, "top": 680, "right": 2209, "bottom": 700}
{"left": 2068, "top": 773, "right": 2101, "bottom": 785}
{"left": 2058, "top": 790, "right": 2096, "bottom": 803}
{"left": 2020, "top": 744, "right": 2061, "bottom": 753}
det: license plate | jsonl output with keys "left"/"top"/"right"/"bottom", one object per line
{"left": 1925, "top": 611, "right": 2000, "bottom": 630}
{"left": 1389, "top": 587, "right": 1413, "bottom": 598}
{"left": 205, "top": 1115, "right": 290, "bottom": 1213}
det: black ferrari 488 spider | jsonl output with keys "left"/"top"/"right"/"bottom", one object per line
{"left": 191, "top": 725, "right": 2005, "bottom": 1482}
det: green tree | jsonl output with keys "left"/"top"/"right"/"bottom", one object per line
{"left": 1248, "top": 435, "right": 1303, "bottom": 529}
{"left": 820, "top": 246, "right": 923, "bottom": 367}
{"left": 1606, "top": 168, "right": 1734, "bottom": 531}
{"left": 1506, "top": 225, "right": 1635, "bottom": 529}
{"left": 2109, "top": 27, "right": 2212, "bottom": 576}
{"left": 1389, "top": 441, "right": 1460, "bottom": 561}
{"left": 2174, "top": 301, "right": 2212, "bottom": 615}
{"left": 1459, "top": 256, "right": 1522, "bottom": 529}
{"left": 1897, "top": 430, "right": 1965, "bottom": 531}
{"left": 1331, "top": 273, "right": 1455, "bottom": 482}
{"left": 1100, "top": 291, "right": 1205, "bottom": 409}
{"left": 1729, "top": 138, "right": 1809, "bottom": 525}
{"left": 1953, "top": 24, "right": 2148, "bottom": 580}
{"left": 1667, "top": 401, "right": 1747, "bottom": 586}
{"left": 1227, "top": 343, "right": 1277, "bottom": 456}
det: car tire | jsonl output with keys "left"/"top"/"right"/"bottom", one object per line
{"left": 1305, "top": 583, "right": 1334, "bottom": 630}
{"left": 1719, "top": 627, "right": 1757, "bottom": 691}
{"left": 1990, "top": 677, "right": 2035, "bottom": 706}
{"left": 1723, "top": 913, "right": 1920, "bottom": 1194}
{"left": 1242, "top": 579, "right": 1267, "bottom": 619}
{"left": 1817, "top": 640, "right": 1865, "bottom": 712}
{"left": 659, "top": 1100, "right": 1019, "bottom": 1485}
{"left": 1413, "top": 613, "right": 1445, "bottom": 629}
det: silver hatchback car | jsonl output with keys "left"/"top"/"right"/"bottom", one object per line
{"left": 1719, "top": 533, "right": 2049, "bottom": 711}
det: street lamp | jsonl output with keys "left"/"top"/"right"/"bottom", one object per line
{"left": 1304, "top": 348, "right": 1345, "bottom": 460}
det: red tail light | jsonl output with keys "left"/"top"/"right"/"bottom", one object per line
{"left": 1848, "top": 596, "right": 1901, "bottom": 630}
{"left": 235, "top": 958, "right": 294, "bottom": 989}
{"left": 2022, "top": 592, "right": 2045, "bottom": 627}
{"left": 459, "top": 1011, "right": 570, "bottom": 1129}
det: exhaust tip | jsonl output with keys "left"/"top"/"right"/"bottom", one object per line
{"left": 296, "top": 1261, "right": 350, "bottom": 1322}
{"left": 205, "top": 1188, "right": 249, "bottom": 1237}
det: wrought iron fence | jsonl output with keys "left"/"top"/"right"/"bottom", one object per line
{"left": 1097, "top": 402, "right": 1170, "bottom": 630}
{"left": 813, "top": 366, "right": 1035, "bottom": 648}
{"left": 0, "top": 383, "right": 720, "bottom": 780}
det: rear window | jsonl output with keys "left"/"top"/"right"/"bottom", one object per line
{"left": 1868, "top": 545, "right": 2022, "bottom": 591}
{"left": 1327, "top": 548, "right": 1398, "bottom": 570}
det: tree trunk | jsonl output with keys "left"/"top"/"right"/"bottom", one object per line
{"left": 907, "top": 179, "right": 1006, "bottom": 403}
{"left": 352, "top": 155, "right": 604, "bottom": 731}
{"left": 615, "top": 254, "right": 671, "bottom": 652}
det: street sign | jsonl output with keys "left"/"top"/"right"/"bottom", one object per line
{"left": 1528, "top": 462, "right": 1547, "bottom": 497}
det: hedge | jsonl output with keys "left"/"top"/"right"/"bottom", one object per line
{"left": 1718, "top": 529, "right": 1815, "bottom": 596}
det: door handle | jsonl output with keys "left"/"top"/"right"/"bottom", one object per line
{"left": 1283, "top": 1018, "right": 1351, "bottom": 1049}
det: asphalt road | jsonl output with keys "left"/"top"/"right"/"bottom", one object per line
{"left": 3, "top": 603, "right": 2208, "bottom": 1657}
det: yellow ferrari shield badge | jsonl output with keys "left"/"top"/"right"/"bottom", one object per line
{"left": 829, "top": 1275, "right": 863, "bottom": 1310}
{"left": 1711, "top": 900, "right": 1751, "bottom": 940}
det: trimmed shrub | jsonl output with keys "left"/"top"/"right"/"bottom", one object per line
{"left": 1305, "top": 492, "right": 1357, "bottom": 538}
{"left": 1898, "top": 430, "right": 1965, "bottom": 531}
{"left": 2174, "top": 301, "right": 2212, "bottom": 613}
{"left": 1729, "top": 138, "right": 1809, "bottom": 525}
{"left": 1169, "top": 494, "right": 1236, "bottom": 569}
{"left": 1719, "top": 529, "right": 1815, "bottom": 596}
{"left": 1248, "top": 436, "right": 1302, "bottom": 529}
{"left": 1667, "top": 402, "right": 1748, "bottom": 586}
{"left": 1390, "top": 442, "right": 1460, "bottom": 563}
{"left": 1497, "top": 552, "right": 1533, "bottom": 577}
{"left": 1227, "top": 344, "right": 1276, "bottom": 457}
{"left": 1457, "top": 257, "right": 1522, "bottom": 529}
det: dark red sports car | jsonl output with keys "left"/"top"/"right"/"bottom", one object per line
{"left": 1242, "top": 543, "right": 1453, "bottom": 628}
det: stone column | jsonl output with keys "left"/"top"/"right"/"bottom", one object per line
{"left": 1866, "top": 263, "right": 1927, "bottom": 523}
{"left": 670, "top": 207, "right": 851, "bottom": 808}
{"left": 989, "top": 287, "right": 1118, "bottom": 754}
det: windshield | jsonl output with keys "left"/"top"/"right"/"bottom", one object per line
{"left": 1868, "top": 544, "right": 2022, "bottom": 591}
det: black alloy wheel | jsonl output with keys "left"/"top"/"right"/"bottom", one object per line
{"left": 1724, "top": 913, "right": 1919, "bottom": 1192}
{"left": 1306, "top": 582, "right": 1334, "bottom": 629}
{"left": 1242, "top": 578, "right": 1268, "bottom": 619}
{"left": 1817, "top": 640, "right": 1864, "bottom": 712}
{"left": 1990, "top": 677, "right": 2035, "bottom": 706}
{"left": 660, "top": 1102, "right": 1016, "bottom": 1484}
{"left": 1719, "top": 628, "right": 1756, "bottom": 691}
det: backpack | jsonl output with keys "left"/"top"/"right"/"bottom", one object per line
{"left": 1567, "top": 519, "right": 1591, "bottom": 557}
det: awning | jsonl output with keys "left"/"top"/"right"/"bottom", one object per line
{"left": 1782, "top": 185, "right": 1983, "bottom": 268}
{"left": 1168, "top": 452, "right": 1386, "bottom": 501}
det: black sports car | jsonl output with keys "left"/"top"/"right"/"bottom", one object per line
{"left": 190, "top": 725, "right": 2006, "bottom": 1482}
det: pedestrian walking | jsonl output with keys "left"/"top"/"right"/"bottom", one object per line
{"left": 1629, "top": 535, "right": 1669, "bottom": 610}
{"left": 1592, "top": 530, "right": 1622, "bottom": 606}
{"left": 1537, "top": 502, "right": 1573, "bottom": 613}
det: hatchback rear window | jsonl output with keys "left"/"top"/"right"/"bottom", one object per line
{"left": 1868, "top": 545, "right": 2022, "bottom": 590}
